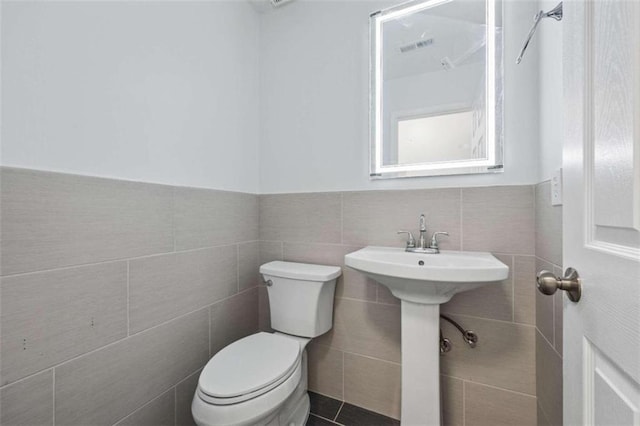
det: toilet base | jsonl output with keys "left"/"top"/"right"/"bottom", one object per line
{"left": 264, "top": 351, "right": 310, "bottom": 426}
{"left": 263, "top": 391, "right": 309, "bottom": 426}
{"left": 193, "top": 350, "right": 310, "bottom": 426}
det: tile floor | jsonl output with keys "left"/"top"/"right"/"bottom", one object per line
{"left": 306, "top": 392, "right": 400, "bottom": 426}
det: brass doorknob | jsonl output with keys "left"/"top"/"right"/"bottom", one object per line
{"left": 536, "top": 267, "right": 582, "bottom": 302}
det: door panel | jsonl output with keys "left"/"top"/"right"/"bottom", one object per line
{"left": 589, "top": 0, "right": 640, "bottom": 256}
{"left": 563, "top": 1, "right": 640, "bottom": 425}
{"left": 585, "top": 340, "right": 640, "bottom": 425}
{"left": 591, "top": 0, "right": 640, "bottom": 235}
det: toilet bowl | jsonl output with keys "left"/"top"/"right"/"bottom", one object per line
{"left": 192, "top": 332, "right": 309, "bottom": 426}
{"left": 192, "top": 261, "right": 341, "bottom": 426}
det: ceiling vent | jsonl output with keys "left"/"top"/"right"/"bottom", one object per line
{"left": 399, "top": 38, "right": 434, "bottom": 53}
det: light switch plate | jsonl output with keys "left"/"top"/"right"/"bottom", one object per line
{"left": 551, "top": 168, "right": 563, "bottom": 206}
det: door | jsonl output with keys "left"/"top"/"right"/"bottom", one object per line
{"left": 563, "top": 1, "right": 640, "bottom": 425}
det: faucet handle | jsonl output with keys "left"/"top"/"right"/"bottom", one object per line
{"left": 430, "top": 232, "right": 449, "bottom": 249}
{"left": 397, "top": 230, "right": 416, "bottom": 248}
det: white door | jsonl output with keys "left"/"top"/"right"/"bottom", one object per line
{"left": 563, "top": 1, "right": 640, "bottom": 425}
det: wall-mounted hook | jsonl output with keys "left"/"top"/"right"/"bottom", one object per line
{"left": 516, "top": 2, "right": 563, "bottom": 64}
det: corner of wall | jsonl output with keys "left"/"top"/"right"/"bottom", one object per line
{"left": 534, "top": 180, "right": 564, "bottom": 426}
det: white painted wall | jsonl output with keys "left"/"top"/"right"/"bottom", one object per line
{"left": 258, "top": 0, "right": 540, "bottom": 193}
{"left": 2, "top": 0, "right": 547, "bottom": 195}
{"left": 537, "top": 0, "right": 563, "bottom": 182}
{"left": 1, "top": 1, "right": 260, "bottom": 193}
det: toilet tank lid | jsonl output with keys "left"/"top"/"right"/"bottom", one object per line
{"left": 260, "top": 261, "right": 342, "bottom": 281}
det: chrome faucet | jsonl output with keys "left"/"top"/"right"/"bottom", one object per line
{"left": 418, "top": 214, "right": 427, "bottom": 250}
{"left": 397, "top": 214, "right": 449, "bottom": 254}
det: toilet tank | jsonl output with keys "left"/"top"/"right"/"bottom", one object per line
{"left": 259, "top": 261, "right": 341, "bottom": 338}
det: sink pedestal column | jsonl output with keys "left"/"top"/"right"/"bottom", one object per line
{"left": 401, "top": 300, "right": 440, "bottom": 426}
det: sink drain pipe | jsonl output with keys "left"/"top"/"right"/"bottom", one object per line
{"left": 439, "top": 314, "right": 478, "bottom": 353}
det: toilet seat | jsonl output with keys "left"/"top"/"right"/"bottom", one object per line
{"left": 198, "top": 332, "right": 301, "bottom": 405}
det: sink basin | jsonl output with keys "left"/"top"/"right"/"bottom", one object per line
{"left": 345, "top": 246, "right": 509, "bottom": 304}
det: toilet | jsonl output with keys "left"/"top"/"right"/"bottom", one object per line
{"left": 191, "top": 261, "right": 341, "bottom": 426}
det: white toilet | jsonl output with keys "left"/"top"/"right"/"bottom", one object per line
{"left": 192, "top": 260, "right": 341, "bottom": 426}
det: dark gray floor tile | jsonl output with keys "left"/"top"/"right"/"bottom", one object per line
{"left": 336, "top": 403, "right": 400, "bottom": 426}
{"left": 306, "top": 414, "right": 340, "bottom": 426}
{"left": 309, "top": 391, "right": 343, "bottom": 421}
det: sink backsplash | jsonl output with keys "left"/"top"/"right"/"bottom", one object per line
{"left": 258, "top": 185, "right": 538, "bottom": 425}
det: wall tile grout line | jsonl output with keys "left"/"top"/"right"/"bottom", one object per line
{"left": 316, "top": 345, "right": 403, "bottom": 366}
{"left": 0, "top": 259, "right": 130, "bottom": 280}
{"left": 18, "top": 301, "right": 218, "bottom": 382}
{"left": 337, "top": 294, "right": 398, "bottom": 307}
{"left": 462, "top": 379, "right": 538, "bottom": 399}
{"left": 442, "top": 312, "right": 537, "bottom": 329}
{"left": 494, "top": 252, "right": 536, "bottom": 258}
{"left": 536, "top": 254, "right": 563, "bottom": 266}
{"left": 208, "top": 305, "right": 212, "bottom": 358}
{"left": 537, "top": 397, "right": 554, "bottom": 425}
{"left": 107, "top": 384, "right": 178, "bottom": 426}
{"left": 175, "top": 367, "right": 202, "bottom": 387}
{"left": 511, "top": 255, "right": 516, "bottom": 323}
{"left": 52, "top": 368, "right": 56, "bottom": 426}
{"left": 127, "top": 260, "right": 130, "bottom": 337}
{"left": 462, "top": 379, "right": 466, "bottom": 426}
{"left": 534, "top": 255, "right": 564, "bottom": 360}
{"left": 275, "top": 241, "right": 354, "bottom": 250}
{"left": 535, "top": 326, "right": 562, "bottom": 360}
{"left": 258, "top": 239, "right": 285, "bottom": 244}
{"left": 321, "top": 293, "right": 535, "bottom": 329}
{"left": 129, "top": 284, "right": 259, "bottom": 338}
{"left": 0, "top": 368, "right": 53, "bottom": 392}
{"left": 0, "top": 241, "right": 260, "bottom": 280}
{"left": 309, "top": 319, "right": 531, "bottom": 365}
{"left": 174, "top": 385, "right": 178, "bottom": 426}
{"left": 236, "top": 244, "right": 240, "bottom": 293}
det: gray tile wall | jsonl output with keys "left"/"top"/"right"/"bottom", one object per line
{"left": 0, "top": 167, "right": 260, "bottom": 426}
{"left": 534, "top": 181, "right": 564, "bottom": 426}
{"left": 259, "top": 185, "right": 538, "bottom": 425}
{"left": 0, "top": 168, "right": 557, "bottom": 426}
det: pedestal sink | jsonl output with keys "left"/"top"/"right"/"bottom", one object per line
{"left": 344, "top": 246, "right": 509, "bottom": 426}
